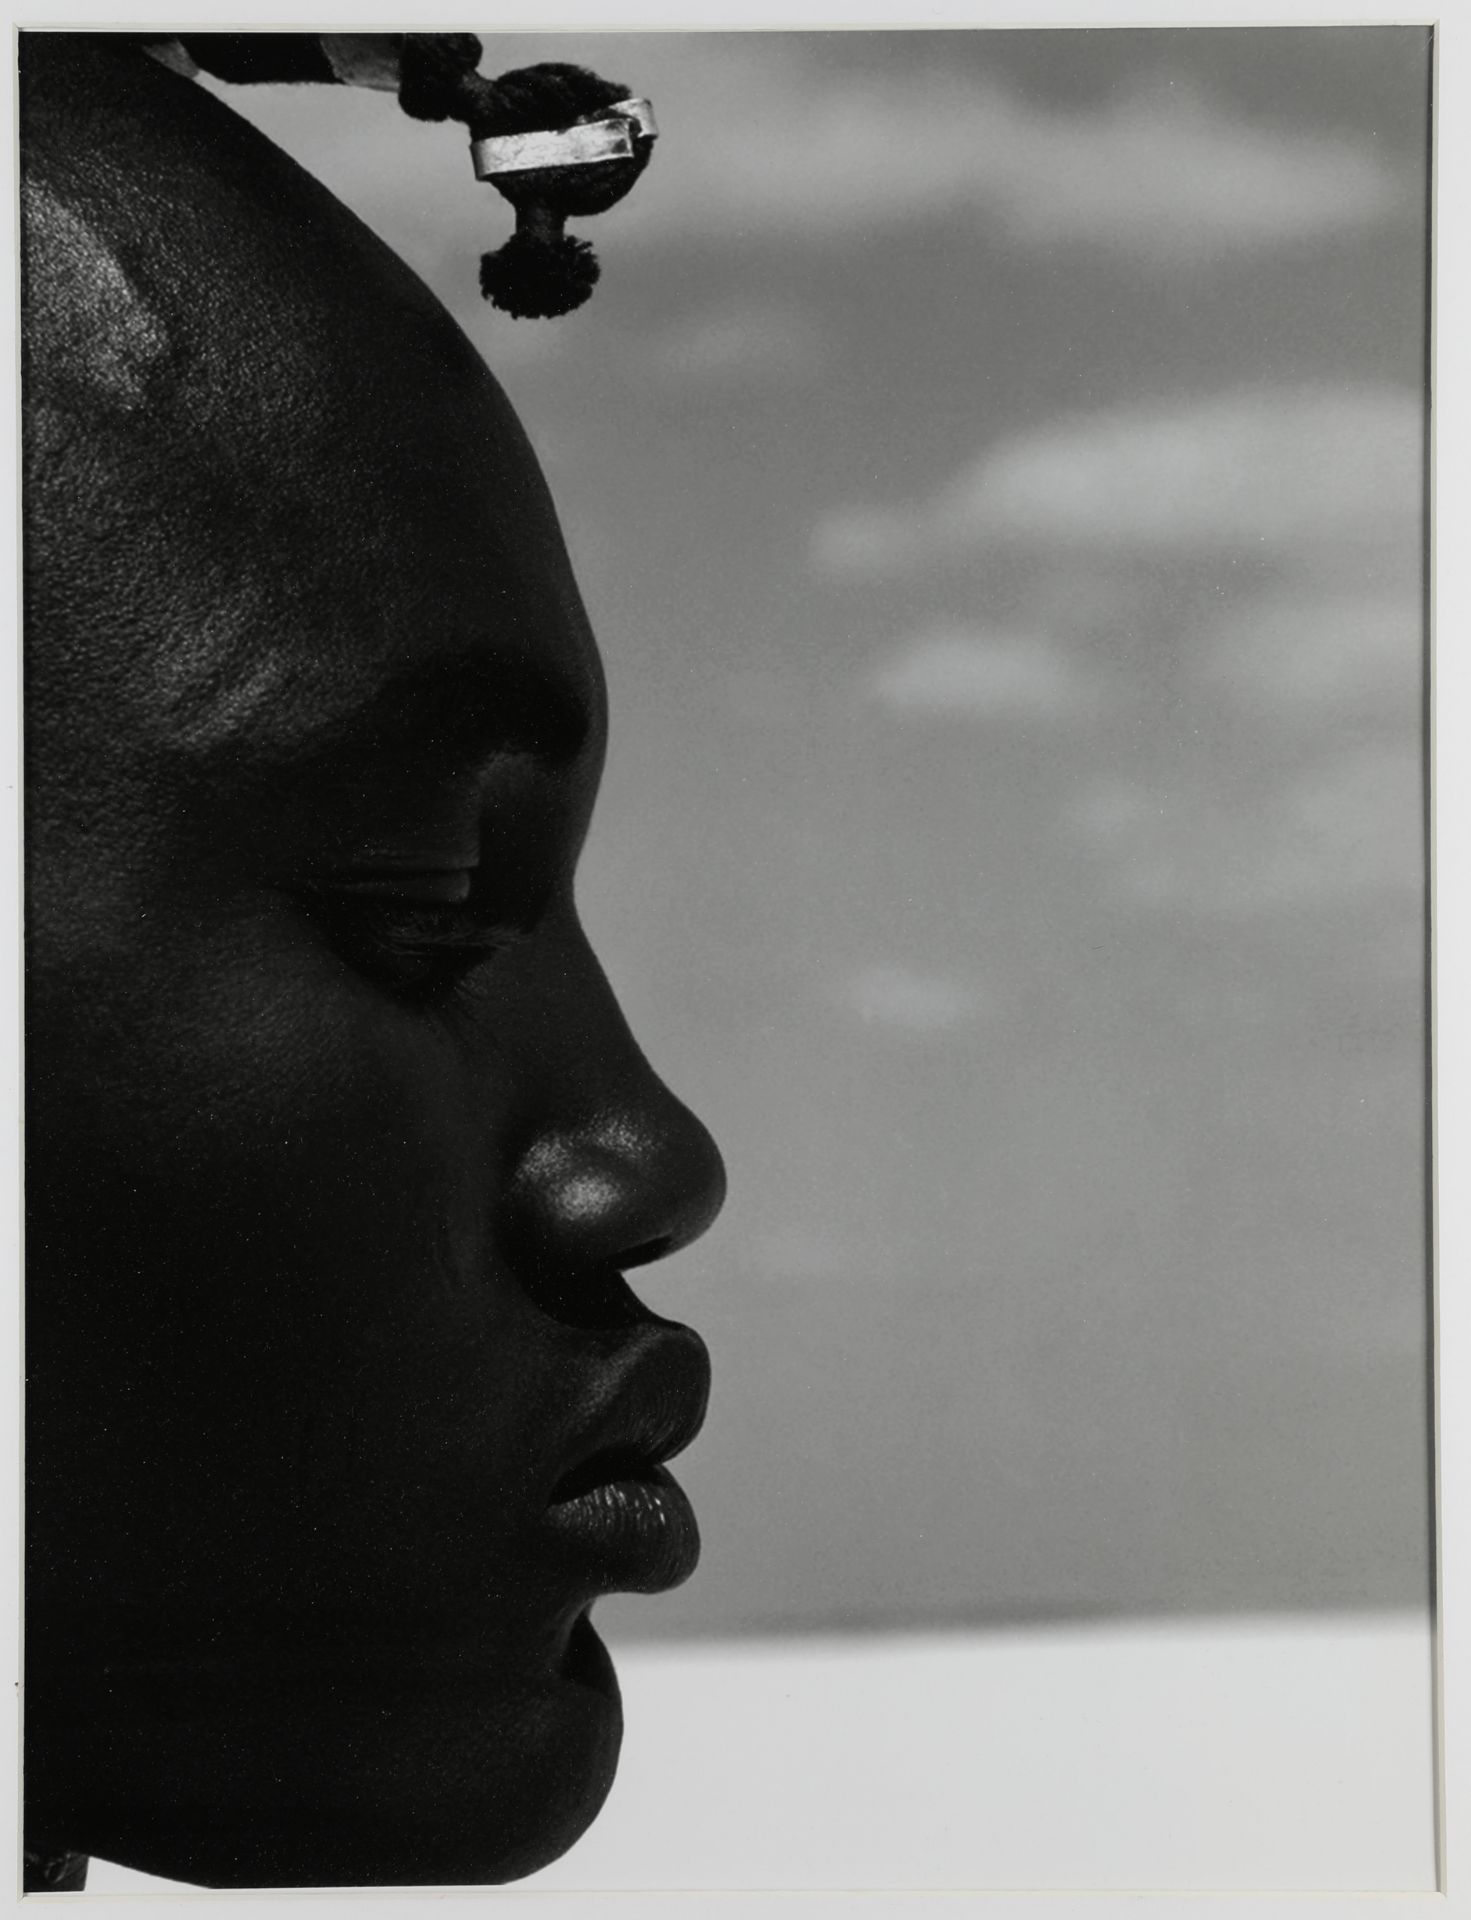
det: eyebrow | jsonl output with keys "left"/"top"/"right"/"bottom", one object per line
{"left": 309, "top": 645, "right": 595, "bottom": 773}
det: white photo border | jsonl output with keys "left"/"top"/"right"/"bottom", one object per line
{"left": 1, "top": 4, "right": 1459, "bottom": 1916}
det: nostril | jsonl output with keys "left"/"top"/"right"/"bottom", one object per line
{"left": 620, "top": 1235, "right": 674, "bottom": 1271}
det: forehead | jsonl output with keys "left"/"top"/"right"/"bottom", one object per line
{"left": 22, "top": 39, "right": 604, "bottom": 777}
{"left": 143, "top": 364, "right": 606, "bottom": 775}
{"left": 124, "top": 217, "right": 609, "bottom": 768}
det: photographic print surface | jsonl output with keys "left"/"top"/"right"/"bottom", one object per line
{"left": 29, "top": 25, "right": 1434, "bottom": 1894}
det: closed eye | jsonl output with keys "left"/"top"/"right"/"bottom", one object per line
{"left": 328, "top": 868, "right": 476, "bottom": 905}
{"left": 302, "top": 874, "right": 519, "bottom": 1000}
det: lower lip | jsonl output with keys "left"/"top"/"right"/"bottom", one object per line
{"left": 542, "top": 1465, "right": 701, "bottom": 1594}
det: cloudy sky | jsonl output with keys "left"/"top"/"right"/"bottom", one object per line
{"left": 224, "top": 28, "right": 1432, "bottom": 1634}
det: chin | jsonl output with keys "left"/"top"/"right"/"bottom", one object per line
{"left": 27, "top": 1617, "right": 625, "bottom": 1889}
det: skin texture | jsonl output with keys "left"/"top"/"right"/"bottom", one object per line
{"left": 23, "top": 36, "right": 726, "bottom": 1888}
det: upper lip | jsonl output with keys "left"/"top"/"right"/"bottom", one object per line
{"left": 545, "top": 1317, "right": 710, "bottom": 1505}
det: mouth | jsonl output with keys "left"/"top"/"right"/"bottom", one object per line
{"left": 540, "top": 1321, "right": 709, "bottom": 1595}
{"left": 546, "top": 1460, "right": 700, "bottom": 1593}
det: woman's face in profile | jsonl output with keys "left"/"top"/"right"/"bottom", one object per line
{"left": 24, "top": 40, "right": 725, "bottom": 1889}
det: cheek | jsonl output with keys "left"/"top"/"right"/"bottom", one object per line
{"left": 30, "top": 923, "right": 539, "bottom": 1606}
{"left": 53, "top": 922, "right": 501, "bottom": 1301}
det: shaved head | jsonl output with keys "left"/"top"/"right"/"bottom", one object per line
{"left": 23, "top": 37, "right": 580, "bottom": 761}
{"left": 22, "top": 177, "right": 171, "bottom": 409}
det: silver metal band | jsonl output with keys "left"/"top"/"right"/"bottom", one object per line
{"left": 471, "top": 99, "right": 657, "bottom": 180}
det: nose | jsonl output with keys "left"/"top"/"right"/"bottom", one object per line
{"left": 501, "top": 925, "right": 727, "bottom": 1298}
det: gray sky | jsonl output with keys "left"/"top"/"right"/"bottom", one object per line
{"left": 225, "top": 28, "right": 1432, "bottom": 1634}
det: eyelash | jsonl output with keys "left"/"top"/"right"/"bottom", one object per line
{"left": 312, "top": 891, "right": 512, "bottom": 999}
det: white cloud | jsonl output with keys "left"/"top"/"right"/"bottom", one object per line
{"left": 1202, "top": 589, "right": 1424, "bottom": 720}
{"left": 814, "top": 385, "right": 1423, "bottom": 578}
{"left": 606, "top": 52, "right": 1400, "bottom": 261}
{"left": 866, "top": 628, "right": 1095, "bottom": 721}
{"left": 840, "top": 964, "right": 989, "bottom": 1035}
{"left": 1070, "top": 744, "right": 1423, "bottom": 917}
{"left": 992, "top": 82, "right": 1400, "bottom": 255}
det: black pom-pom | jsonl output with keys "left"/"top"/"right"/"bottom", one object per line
{"left": 473, "top": 62, "right": 630, "bottom": 139}
{"left": 480, "top": 231, "right": 600, "bottom": 319}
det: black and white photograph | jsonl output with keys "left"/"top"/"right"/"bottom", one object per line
{"left": 11, "top": 11, "right": 1449, "bottom": 1904}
